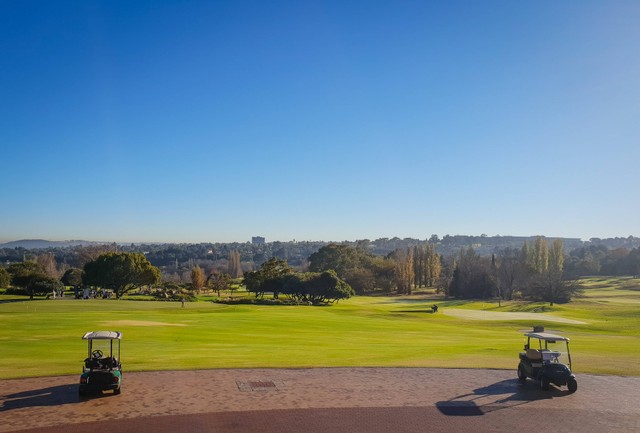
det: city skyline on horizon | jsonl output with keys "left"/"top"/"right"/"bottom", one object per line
{"left": 1, "top": 231, "right": 636, "bottom": 247}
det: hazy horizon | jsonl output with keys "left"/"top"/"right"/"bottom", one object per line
{"left": 1, "top": 232, "right": 636, "bottom": 246}
{"left": 2, "top": 1, "right": 638, "bottom": 245}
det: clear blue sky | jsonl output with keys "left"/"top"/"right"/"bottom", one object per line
{"left": 1, "top": 1, "right": 638, "bottom": 243}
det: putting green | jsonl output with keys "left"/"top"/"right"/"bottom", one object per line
{"left": 442, "top": 309, "right": 586, "bottom": 324}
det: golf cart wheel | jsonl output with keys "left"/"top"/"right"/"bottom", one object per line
{"left": 567, "top": 378, "right": 577, "bottom": 393}
{"left": 537, "top": 373, "right": 550, "bottom": 391}
{"left": 114, "top": 387, "right": 121, "bottom": 395}
{"left": 517, "top": 365, "right": 527, "bottom": 383}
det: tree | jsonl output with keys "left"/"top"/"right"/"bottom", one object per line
{"left": 629, "top": 248, "right": 640, "bottom": 277}
{"left": 29, "top": 276, "right": 65, "bottom": 298}
{"left": 549, "top": 239, "right": 565, "bottom": 275}
{"left": 343, "top": 267, "right": 376, "bottom": 294}
{"left": 491, "top": 254, "right": 498, "bottom": 304}
{"left": 83, "top": 253, "right": 161, "bottom": 299}
{"left": 533, "top": 236, "right": 549, "bottom": 274}
{"left": 370, "top": 257, "right": 396, "bottom": 293}
{"left": 312, "top": 270, "right": 355, "bottom": 303}
{"left": 579, "top": 252, "right": 601, "bottom": 275}
{"left": 392, "top": 248, "right": 414, "bottom": 295}
{"left": 75, "top": 244, "right": 118, "bottom": 267}
{"left": 8, "top": 261, "right": 43, "bottom": 283}
{"left": 437, "top": 255, "right": 456, "bottom": 295}
{"left": 309, "top": 244, "right": 367, "bottom": 277}
{"left": 227, "top": 250, "right": 242, "bottom": 278}
{"left": 7, "top": 262, "right": 46, "bottom": 299}
{"left": 207, "top": 271, "right": 232, "bottom": 297}
{"left": 191, "top": 265, "right": 206, "bottom": 290}
{"left": 522, "top": 238, "right": 580, "bottom": 304}
{"left": 280, "top": 270, "right": 354, "bottom": 304}
{"left": 61, "top": 268, "right": 83, "bottom": 287}
{"left": 0, "top": 267, "right": 10, "bottom": 289}
{"left": 413, "top": 245, "right": 423, "bottom": 288}
{"left": 449, "top": 247, "right": 497, "bottom": 299}
{"left": 413, "top": 243, "right": 440, "bottom": 288}
{"left": 527, "top": 273, "right": 583, "bottom": 305}
{"left": 600, "top": 248, "right": 630, "bottom": 275}
{"left": 37, "top": 253, "right": 59, "bottom": 278}
{"left": 496, "top": 248, "right": 526, "bottom": 301}
{"left": 521, "top": 241, "right": 534, "bottom": 272}
{"left": 425, "top": 243, "right": 441, "bottom": 287}
{"left": 309, "top": 243, "right": 401, "bottom": 294}
{"left": 243, "top": 257, "right": 292, "bottom": 298}
{"left": 243, "top": 270, "right": 264, "bottom": 298}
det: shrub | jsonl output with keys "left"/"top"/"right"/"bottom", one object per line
{"left": 4, "top": 287, "right": 29, "bottom": 296}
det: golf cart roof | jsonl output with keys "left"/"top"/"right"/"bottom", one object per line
{"left": 524, "top": 331, "right": 569, "bottom": 342}
{"left": 82, "top": 331, "right": 122, "bottom": 340}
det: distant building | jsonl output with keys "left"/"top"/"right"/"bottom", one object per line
{"left": 252, "top": 236, "right": 266, "bottom": 245}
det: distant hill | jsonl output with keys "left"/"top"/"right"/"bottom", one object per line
{"left": 0, "top": 239, "right": 99, "bottom": 249}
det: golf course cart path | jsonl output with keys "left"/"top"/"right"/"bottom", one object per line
{"left": 1, "top": 368, "right": 638, "bottom": 433}
{"left": 442, "top": 309, "right": 587, "bottom": 324}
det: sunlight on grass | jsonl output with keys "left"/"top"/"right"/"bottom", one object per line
{"left": 0, "top": 277, "right": 638, "bottom": 379}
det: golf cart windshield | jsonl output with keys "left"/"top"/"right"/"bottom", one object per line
{"left": 82, "top": 331, "right": 122, "bottom": 369}
{"left": 524, "top": 331, "right": 571, "bottom": 368}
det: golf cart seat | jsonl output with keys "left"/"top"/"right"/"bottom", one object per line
{"left": 103, "top": 357, "right": 119, "bottom": 368}
{"left": 526, "top": 349, "right": 542, "bottom": 360}
{"left": 84, "top": 357, "right": 119, "bottom": 370}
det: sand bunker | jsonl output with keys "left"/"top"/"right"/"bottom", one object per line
{"left": 442, "top": 309, "right": 586, "bottom": 324}
{"left": 101, "top": 320, "right": 187, "bottom": 327}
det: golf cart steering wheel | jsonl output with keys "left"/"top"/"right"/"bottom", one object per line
{"left": 91, "top": 349, "right": 103, "bottom": 359}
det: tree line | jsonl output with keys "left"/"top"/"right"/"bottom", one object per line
{"left": 305, "top": 238, "right": 586, "bottom": 304}
{"left": 0, "top": 251, "right": 355, "bottom": 305}
{"left": 446, "top": 238, "right": 582, "bottom": 304}
{"left": 2, "top": 235, "right": 638, "bottom": 280}
{"left": 2, "top": 236, "right": 639, "bottom": 305}
{"left": 306, "top": 243, "right": 442, "bottom": 296}
{"left": 244, "top": 258, "right": 354, "bottom": 304}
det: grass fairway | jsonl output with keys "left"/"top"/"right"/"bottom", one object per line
{"left": 0, "top": 276, "right": 639, "bottom": 379}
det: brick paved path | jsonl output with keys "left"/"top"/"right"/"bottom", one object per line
{"left": 1, "top": 368, "right": 638, "bottom": 432}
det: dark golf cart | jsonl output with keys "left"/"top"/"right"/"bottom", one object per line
{"left": 79, "top": 331, "right": 122, "bottom": 396}
{"left": 517, "top": 327, "right": 577, "bottom": 393}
